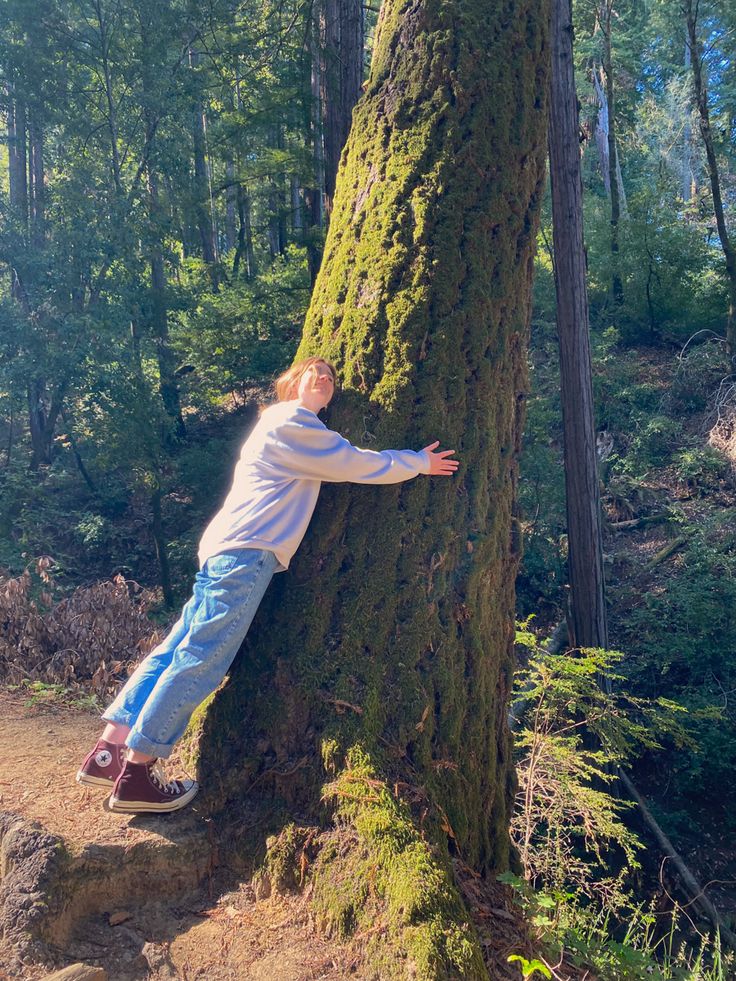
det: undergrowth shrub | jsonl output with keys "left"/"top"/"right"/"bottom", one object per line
{"left": 509, "top": 624, "right": 730, "bottom": 980}
{"left": 0, "top": 558, "right": 160, "bottom": 699}
{"left": 618, "top": 515, "right": 736, "bottom": 819}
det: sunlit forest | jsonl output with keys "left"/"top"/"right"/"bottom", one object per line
{"left": 1, "top": 0, "right": 735, "bottom": 978}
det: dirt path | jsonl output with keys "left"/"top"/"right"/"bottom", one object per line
{"left": 0, "top": 688, "right": 358, "bottom": 981}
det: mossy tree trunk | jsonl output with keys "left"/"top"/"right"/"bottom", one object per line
{"left": 198, "top": 0, "right": 548, "bottom": 967}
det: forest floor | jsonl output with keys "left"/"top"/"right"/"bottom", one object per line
{"left": 601, "top": 348, "right": 736, "bottom": 922}
{"left": 0, "top": 689, "right": 360, "bottom": 981}
{"left": 0, "top": 689, "right": 544, "bottom": 981}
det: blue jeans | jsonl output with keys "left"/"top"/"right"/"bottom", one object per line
{"left": 104, "top": 548, "right": 277, "bottom": 759}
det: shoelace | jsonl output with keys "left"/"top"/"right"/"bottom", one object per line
{"left": 149, "top": 760, "right": 179, "bottom": 794}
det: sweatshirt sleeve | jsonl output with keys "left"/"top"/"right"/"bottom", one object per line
{"left": 265, "top": 409, "right": 431, "bottom": 484}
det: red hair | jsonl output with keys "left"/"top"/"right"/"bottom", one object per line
{"left": 275, "top": 357, "right": 337, "bottom": 402}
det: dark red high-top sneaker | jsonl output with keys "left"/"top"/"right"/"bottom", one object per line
{"left": 109, "top": 760, "right": 199, "bottom": 814}
{"left": 76, "top": 738, "right": 126, "bottom": 788}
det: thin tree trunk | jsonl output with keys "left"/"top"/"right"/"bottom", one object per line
{"left": 93, "top": 0, "right": 123, "bottom": 195}
{"left": 189, "top": 46, "right": 219, "bottom": 270}
{"left": 225, "top": 159, "right": 237, "bottom": 251}
{"left": 291, "top": 176, "right": 303, "bottom": 233}
{"left": 150, "top": 483, "right": 174, "bottom": 608}
{"left": 5, "top": 407, "right": 13, "bottom": 469}
{"left": 304, "top": 9, "right": 325, "bottom": 285}
{"left": 601, "top": 2, "right": 624, "bottom": 308}
{"left": 7, "top": 90, "right": 28, "bottom": 302}
{"left": 7, "top": 92, "right": 28, "bottom": 225}
{"left": 682, "top": 40, "right": 694, "bottom": 205}
{"left": 147, "top": 162, "right": 186, "bottom": 440}
{"left": 233, "top": 186, "right": 256, "bottom": 279}
{"left": 29, "top": 117, "right": 45, "bottom": 249}
{"left": 549, "top": 0, "right": 608, "bottom": 651}
{"left": 61, "top": 409, "right": 98, "bottom": 495}
{"left": 685, "top": 0, "right": 736, "bottom": 354}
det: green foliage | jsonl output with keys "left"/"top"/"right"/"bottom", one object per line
{"left": 171, "top": 248, "right": 309, "bottom": 408}
{"left": 673, "top": 446, "right": 731, "bottom": 493}
{"left": 507, "top": 953, "right": 552, "bottom": 979}
{"left": 502, "top": 873, "right": 734, "bottom": 981}
{"left": 617, "top": 513, "right": 736, "bottom": 816}
{"left": 9, "top": 679, "right": 101, "bottom": 713}
{"left": 512, "top": 627, "right": 688, "bottom": 908}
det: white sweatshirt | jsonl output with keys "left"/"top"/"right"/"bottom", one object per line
{"left": 198, "top": 400, "right": 431, "bottom": 570}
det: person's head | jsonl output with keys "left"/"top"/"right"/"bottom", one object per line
{"left": 275, "top": 356, "right": 337, "bottom": 413}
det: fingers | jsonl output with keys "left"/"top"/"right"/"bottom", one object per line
{"left": 421, "top": 440, "right": 459, "bottom": 476}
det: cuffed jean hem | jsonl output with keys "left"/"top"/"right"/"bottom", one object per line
{"left": 102, "top": 548, "right": 277, "bottom": 761}
{"left": 125, "top": 728, "right": 176, "bottom": 759}
{"left": 101, "top": 709, "right": 136, "bottom": 728}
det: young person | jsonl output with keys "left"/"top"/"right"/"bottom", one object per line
{"left": 76, "top": 357, "right": 459, "bottom": 813}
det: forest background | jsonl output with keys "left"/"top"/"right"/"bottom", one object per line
{"left": 1, "top": 0, "right": 736, "bottom": 977}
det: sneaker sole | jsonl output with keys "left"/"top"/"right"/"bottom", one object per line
{"left": 108, "top": 784, "right": 199, "bottom": 814}
{"left": 76, "top": 771, "right": 117, "bottom": 788}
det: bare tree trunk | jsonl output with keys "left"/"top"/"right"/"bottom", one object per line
{"left": 291, "top": 176, "right": 303, "bottom": 233}
{"left": 29, "top": 117, "right": 45, "bottom": 249}
{"left": 682, "top": 40, "right": 695, "bottom": 205}
{"left": 321, "top": 0, "right": 364, "bottom": 213}
{"left": 151, "top": 483, "right": 174, "bottom": 608}
{"left": 189, "top": 47, "right": 219, "bottom": 273}
{"left": 7, "top": 90, "right": 28, "bottom": 302}
{"left": 233, "top": 186, "right": 256, "bottom": 279}
{"left": 147, "top": 161, "right": 186, "bottom": 440}
{"left": 685, "top": 0, "right": 736, "bottom": 354}
{"left": 93, "top": 0, "right": 123, "bottom": 195}
{"left": 600, "top": 1, "right": 624, "bottom": 309}
{"left": 550, "top": 0, "right": 608, "bottom": 651}
{"left": 225, "top": 159, "right": 237, "bottom": 251}
{"left": 304, "top": 8, "right": 325, "bottom": 285}
{"left": 592, "top": 66, "right": 626, "bottom": 214}
{"left": 7, "top": 92, "right": 28, "bottom": 226}
{"left": 267, "top": 128, "right": 286, "bottom": 258}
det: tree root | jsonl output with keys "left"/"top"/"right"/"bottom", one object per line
{"left": 256, "top": 747, "right": 489, "bottom": 981}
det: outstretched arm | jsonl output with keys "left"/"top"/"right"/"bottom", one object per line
{"left": 265, "top": 412, "right": 459, "bottom": 484}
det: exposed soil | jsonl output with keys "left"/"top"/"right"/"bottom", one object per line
{"left": 0, "top": 689, "right": 358, "bottom": 981}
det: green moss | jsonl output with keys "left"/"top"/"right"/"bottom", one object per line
{"left": 312, "top": 747, "right": 486, "bottom": 980}
{"left": 197, "top": 0, "right": 549, "bottom": 970}
{"left": 178, "top": 690, "right": 217, "bottom": 776}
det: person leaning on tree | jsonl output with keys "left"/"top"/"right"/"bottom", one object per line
{"left": 76, "top": 356, "right": 459, "bottom": 814}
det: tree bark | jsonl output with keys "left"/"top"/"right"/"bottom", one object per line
{"left": 682, "top": 39, "right": 695, "bottom": 205}
{"left": 151, "top": 483, "right": 174, "bottom": 608}
{"left": 600, "top": 1, "right": 624, "bottom": 308}
{"left": 685, "top": 0, "right": 736, "bottom": 355}
{"left": 189, "top": 46, "right": 219, "bottom": 271}
{"left": 6, "top": 90, "right": 28, "bottom": 303}
{"left": 197, "top": 3, "right": 549, "bottom": 963}
{"left": 147, "top": 162, "right": 186, "bottom": 440}
{"left": 549, "top": 0, "right": 608, "bottom": 651}
{"left": 225, "top": 159, "right": 238, "bottom": 252}
{"left": 233, "top": 186, "right": 256, "bottom": 279}
{"left": 304, "top": 9, "right": 325, "bottom": 285}
{"left": 321, "top": 0, "right": 364, "bottom": 213}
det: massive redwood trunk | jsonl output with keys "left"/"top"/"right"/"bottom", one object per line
{"left": 196, "top": 0, "right": 549, "bottom": 973}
